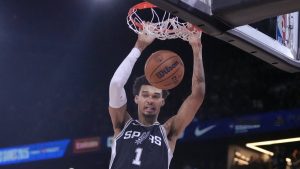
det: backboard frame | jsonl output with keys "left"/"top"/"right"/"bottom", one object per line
{"left": 145, "top": 0, "right": 300, "bottom": 73}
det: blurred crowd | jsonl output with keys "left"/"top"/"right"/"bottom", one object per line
{"left": 228, "top": 147, "right": 300, "bottom": 169}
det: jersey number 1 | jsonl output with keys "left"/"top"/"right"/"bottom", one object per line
{"left": 132, "top": 148, "right": 143, "bottom": 166}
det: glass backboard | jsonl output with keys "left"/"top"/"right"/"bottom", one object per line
{"left": 145, "top": 0, "right": 300, "bottom": 72}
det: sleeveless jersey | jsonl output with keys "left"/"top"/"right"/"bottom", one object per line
{"left": 109, "top": 119, "right": 173, "bottom": 169}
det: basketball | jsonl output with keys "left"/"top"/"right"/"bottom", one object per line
{"left": 144, "top": 50, "right": 185, "bottom": 90}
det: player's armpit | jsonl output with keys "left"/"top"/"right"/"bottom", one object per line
{"left": 164, "top": 93, "right": 204, "bottom": 139}
{"left": 108, "top": 105, "right": 131, "bottom": 136}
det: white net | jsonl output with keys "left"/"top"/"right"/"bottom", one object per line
{"left": 127, "top": 7, "right": 201, "bottom": 41}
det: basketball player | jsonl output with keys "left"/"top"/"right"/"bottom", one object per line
{"left": 108, "top": 31, "right": 205, "bottom": 169}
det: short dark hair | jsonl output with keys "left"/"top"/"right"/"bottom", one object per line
{"left": 132, "top": 75, "right": 169, "bottom": 99}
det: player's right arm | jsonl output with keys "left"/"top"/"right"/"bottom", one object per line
{"left": 109, "top": 33, "right": 155, "bottom": 136}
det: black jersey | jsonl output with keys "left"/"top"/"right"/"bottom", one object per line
{"left": 109, "top": 119, "right": 173, "bottom": 169}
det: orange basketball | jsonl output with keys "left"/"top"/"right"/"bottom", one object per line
{"left": 144, "top": 50, "right": 185, "bottom": 90}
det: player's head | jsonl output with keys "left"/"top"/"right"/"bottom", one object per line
{"left": 133, "top": 75, "right": 169, "bottom": 117}
{"left": 133, "top": 75, "right": 169, "bottom": 99}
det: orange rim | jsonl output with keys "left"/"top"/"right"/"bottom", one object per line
{"left": 128, "top": 2, "right": 157, "bottom": 30}
{"left": 128, "top": 2, "right": 157, "bottom": 15}
{"left": 128, "top": 2, "right": 202, "bottom": 33}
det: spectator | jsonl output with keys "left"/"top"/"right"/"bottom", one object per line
{"left": 291, "top": 149, "right": 300, "bottom": 169}
{"left": 271, "top": 146, "right": 287, "bottom": 169}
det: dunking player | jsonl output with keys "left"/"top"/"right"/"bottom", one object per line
{"left": 108, "top": 31, "right": 205, "bottom": 169}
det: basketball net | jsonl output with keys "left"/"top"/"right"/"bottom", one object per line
{"left": 127, "top": 2, "right": 201, "bottom": 41}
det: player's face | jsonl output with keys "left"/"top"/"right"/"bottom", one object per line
{"left": 135, "top": 85, "right": 165, "bottom": 117}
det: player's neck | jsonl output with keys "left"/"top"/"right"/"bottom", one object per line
{"left": 138, "top": 115, "right": 158, "bottom": 126}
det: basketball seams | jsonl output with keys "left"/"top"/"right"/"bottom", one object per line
{"left": 148, "top": 55, "right": 179, "bottom": 79}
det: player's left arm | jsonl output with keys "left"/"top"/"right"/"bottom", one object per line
{"left": 164, "top": 32, "right": 205, "bottom": 141}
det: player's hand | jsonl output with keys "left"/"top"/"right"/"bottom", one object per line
{"left": 188, "top": 31, "right": 202, "bottom": 47}
{"left": 137, "top": 31, "right": 155, "bottom": 46}
{"left": 134, "top": 32, "right": 155, "bottom": 51}
{"left": 134, "top": 23, "right": 155, "bottom": 51}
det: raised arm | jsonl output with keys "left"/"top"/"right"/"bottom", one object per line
{"left": 109, "top": 33, "right": 155, "bottom": 136}
{"left": 164, "top": 32, "right": 205, "bottom": 142}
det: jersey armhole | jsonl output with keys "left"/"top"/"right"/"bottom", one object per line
{"left": 160, "top": 125, "right": 174, "bottom": 154}
{"left": 114, "top": 118, "right": 133, "bottom": 140}
{"left": 160, "top": 125, "right": 174, "bottom": 168}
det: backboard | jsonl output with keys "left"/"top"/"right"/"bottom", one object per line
{"left": 145, "top": 0, "right": 300, "bottom": 73}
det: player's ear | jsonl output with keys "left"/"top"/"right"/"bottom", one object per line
{"left": 134, "top": 95, "right": 139, "bottom": 104}
{"left": 161, "top": 99, "right": 165, "bottom": 106}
